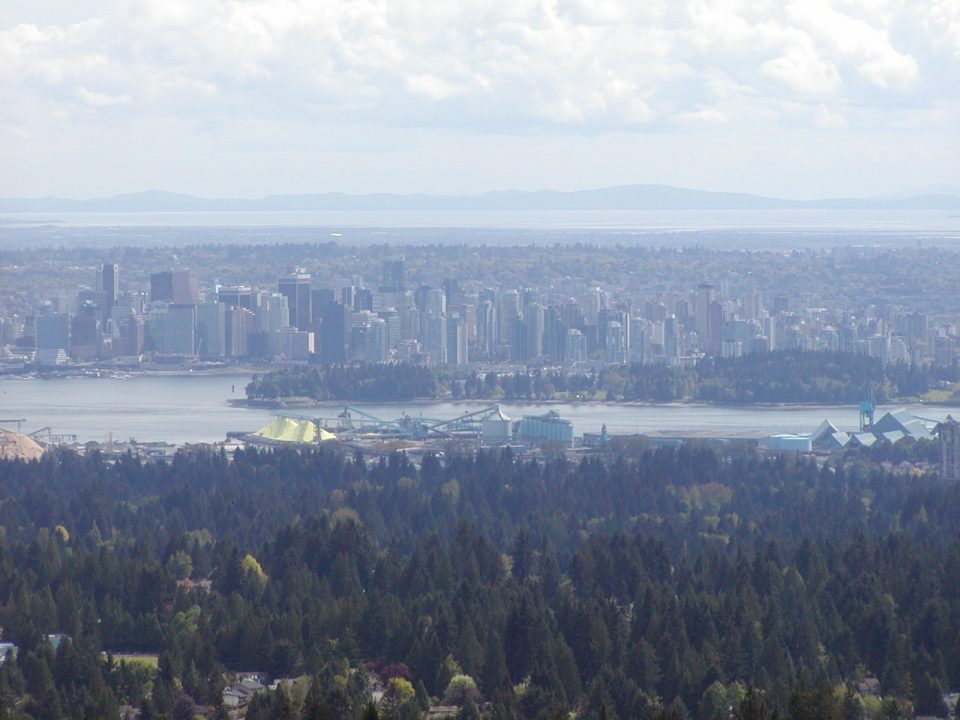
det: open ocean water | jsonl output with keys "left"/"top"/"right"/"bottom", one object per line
{"left": 1, "top": 209, "right": 959, "bottom": 250}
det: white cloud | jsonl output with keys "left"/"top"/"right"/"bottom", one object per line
{"left": 814, "top": 103, "right": 846, "bottom": 128}
{"left": 762, "top": 37, "right": 843, "bottom": 95}
{"left": 405, "top": 74, "right": 466, "bottom": 100}
{"left": 0, "top": 0, "right": 957, "bottom": 196}
{"left": 678, "top": 107, "right": 727, "bottom": 124}
{"left": 702, "top": 70, "right": 754, "bottom": 101}
{"left": 76, "top": 85, "right": 130, "bottom": 106}
{"left": 0, "top": 0, "right": 950, "bottom": 133}
{"left": 786, "top": 0, "right": 918, "bottom": 89}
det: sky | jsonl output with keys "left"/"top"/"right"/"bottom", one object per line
{"left": 1, "top": 0, "right": 958, "bottom": 200}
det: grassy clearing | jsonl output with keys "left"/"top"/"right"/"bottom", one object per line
{"left": 112, "top": 653, "right": 159, "bottom": 670}
{"left": 921, "top": 389, "right": 957, "bottom": 403}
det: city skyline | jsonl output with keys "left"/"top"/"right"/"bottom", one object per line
{"left": 9, "top": 246, "right": 957, "bottom": 372}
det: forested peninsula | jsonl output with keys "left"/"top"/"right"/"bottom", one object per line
{"left": 245, "top": 350, "right": 958, "bottom": 404}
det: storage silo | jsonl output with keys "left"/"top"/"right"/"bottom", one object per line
{"left": 482, "top": 406, "right": 513, "bottom": 445}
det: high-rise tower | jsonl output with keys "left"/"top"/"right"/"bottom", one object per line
{"left": 937, "top": 415, "right": 960, "bottom": 480}
{"left": 278, "top": 268, "right": 312, "bottom": 331}
{"left": 97, "top": 263, "right": 119, "bottom": 312}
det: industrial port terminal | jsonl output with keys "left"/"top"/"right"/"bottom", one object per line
{"left": 2, "top": 392, "right": 954, "bottom": 475}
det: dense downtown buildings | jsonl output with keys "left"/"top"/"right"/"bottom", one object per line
{"left": 1, "top": 250, "right": 959, "bottom": 373}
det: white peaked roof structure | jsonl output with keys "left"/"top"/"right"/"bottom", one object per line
{"left": 872, "top": 409, "right": 935, "bottom": 440}
{"left": 812, "top": 419, "right": 840, "bottom": 444}
{"left": 850, "top": 433, "right": 878, "bottom": 448}
{"left": 812, "top": 410, "right": 938, "bottom": 452}
{"left": 820, "top": 432, "right": 851, "bottom": 450}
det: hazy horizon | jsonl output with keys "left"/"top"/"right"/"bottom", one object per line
{"left": 2, "top": 183, "right": 960, "bottom": 204}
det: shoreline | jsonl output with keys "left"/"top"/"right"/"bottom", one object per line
{"left": 0, "top": 366, "right": 260, "bottom": 380}
{"left": 230, "top": 395, "right": 950, "bottom": 411}
{"left": 3, "top": 369, "right": 954, "bottom": 412}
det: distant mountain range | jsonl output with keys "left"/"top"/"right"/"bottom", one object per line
{"left": 2, "top": 185, "right": 959, "bottom": 213}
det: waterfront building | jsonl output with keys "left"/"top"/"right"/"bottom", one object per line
{"left": 150, "top": 270, "right": 200, "bottom": 305}
{"left": 163, "top": 304, "right": 198, "bottom": 356}
{"left": 516, "top": 411, "right": 574, "bottom": 446}
{"left": 317, "top": 301, "right": 349, "bottom": 363}
{"left": 36, "top": 312, "right": 70, "bottom": 352}
{"left": 659, "top": 315, "right": 677, "bottom": 359}
{"left": 605, "top": 320, "right": 627, "bottom": 363}
{"left": 217, "top": 284, "right": 255, "bottom": 310}
{"left": 399, "top": 305, "right": 421, "bottom": 342}
{"left": 278, "top": 268, "right": 312, "bottom": 331}
{"left": 96, "top": 263, "right": 119, "bottom": 312}
{"left": 225, "top": 306, "right": 255, "bottom": 358}
{"left": 70, "top": 303, "right": 100, "bottom": 359}
{"left": 564, "top": 328, "right": 586, "bottom": 365}
{"left": 35, "top": 348, "right": 69, "bottom": 366}
{"left": 273, "top": 328, "right": 313, "bottom": 361}
{"left": 379, "top": 309, "right": 401, "bottom": 350}
{"left": 695, "top": 283, "right": 715, "bottom": 347}
{"left": 172, "top": 271, "right": 200, "bottom": 304}
{"left": 523, "top": 303, "right": 544, "bottom": 362}
{"left": 476, "top": 299, "right": 497, "bottom": 357}
{"left": 707, "top": 301, "right": 726, "bottom": 354}
{"left": 424, "top": 313, "right": 447, "bottom": 365}
{"left": 196, "top": 302, "right": 226, "bottom": 358}
{"left": 446, "top": 314, "right": 468, "bottom": 366}
{"left": 542, "top": 306, "right": 565, "bottom": 362}
{"left": 311, "top": 288, "right": 336, "bottom": 310}
{"left": 498, "top": 290, "right": 520, "bottom": 352}
{"left": 934, "top": 336, "right": 956, "bottom": 366}
{"left": 631, "top": 318, "right": 650, "bottom": 362}
{"left": 118, "top": 312, "right": 145, "bottom": 356}
{"left": 256, "top": 292, "right": 290, "bottom": 333}
{"left": 598, "top": 308, "right": 629, "bottom": 357}
{"left": 346, "top": 311, "right": 381, "bottom": 362}
{"left": 372, "top": 317, "right": 390, "bottom": 362}
{"left": 762, "top": 434, "right": 813, "bottom": 452}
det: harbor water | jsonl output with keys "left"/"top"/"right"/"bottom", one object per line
{"left": 3, "top": 373, "right": 959, "bottom": 445}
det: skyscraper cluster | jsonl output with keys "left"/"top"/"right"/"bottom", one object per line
{"left": 4, "top": 256, "right": 957, "bottom": 370}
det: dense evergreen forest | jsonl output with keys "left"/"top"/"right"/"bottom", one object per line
{"left": 1, "top": 442, "right": 959, "bottom": 720}
{"left": 245, "top": 351, "right": 958, "bottom": 404}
